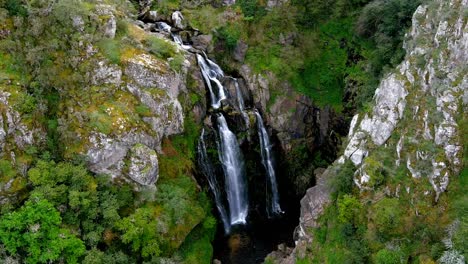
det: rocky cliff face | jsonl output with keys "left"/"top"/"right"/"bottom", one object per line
{"left": 58, "top": 9, "right": 206, "bottom": 186}
{"left": 269, "top": 0, "right": 467, "bottom": 262}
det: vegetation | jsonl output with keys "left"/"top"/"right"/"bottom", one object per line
{"left": 0, "top": 0, "right": 465, "bottom": 264}
{"left": 0, "top": 0, "right": 213, "bottom": 263}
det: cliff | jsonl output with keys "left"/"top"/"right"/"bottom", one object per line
{"left": 270, "top": 0, "right": 467, "bottom": 262}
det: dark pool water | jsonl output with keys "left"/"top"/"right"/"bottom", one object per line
{"left": 213, "top": 211, "right": 297, "bottom": 264}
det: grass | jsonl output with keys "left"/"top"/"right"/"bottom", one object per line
{"left": 97, "top": 38, "right": 122, "bottom": 64}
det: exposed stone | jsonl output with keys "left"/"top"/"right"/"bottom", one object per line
{"left": 128, "top": 143, "right": 159, "bottom": 185}
{"left": 91, "top": 60, "right": 122, "bottom": 85}
{"left": 86, "top": 132, "right": 158, "bottom": 179}
{"left": 233, "top": 40, "right": 248, "bottom": 62}
{"left": 127, "top": 83, "right": 184, "bottom": 145}
{"left": 0, "top": 92, "right": 42, "bottom": 154}
{"left": 284, "top": 0, "right": 467, "bottom": 261}
{"left": 72, "top": 16, "right": 85, "bottom": 32}
{"left": 171, "top": 11, "right": 185, "bottom": 30}
{"left": 103, "top": 14, "right": 117, "bottom": 39}
{"left": 124, "top": 53, "right": 183, "bottom": 98}
{"left": 296, "top": 167, "right": 332, "bottom": 242}
{"left": 266, "top": 0, "right": 288, "bottom": 10}
{"left": 191, "top": 34, "right": 213, "bottom": 52}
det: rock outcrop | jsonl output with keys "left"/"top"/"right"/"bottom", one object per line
{"left": 56, "top": 8, "right": 205, "bottom": 186}
{"left": 339, "top": 0, "right": 466, "bottom": 200}
{"left": 269, "top": 0, "right": 467, "bottom": 262}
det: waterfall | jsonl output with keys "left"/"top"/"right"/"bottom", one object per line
{"left": 232, "top": 78, "right": 250, "bottom": 131}
{"left": 172, "top": 33, "right": 192, "bottom": 50}
{"left": 197, "top": 54, "right": 227, "bottom": 109}
{"left": 216, "top": 114, "right": 249, "bottom": 225}
{"left": 255, "top": 110, "right": 282, "bottom": 217}
{"left": 198, "top": 129, "right": 231, "bottom": 233}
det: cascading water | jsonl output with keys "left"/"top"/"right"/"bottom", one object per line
{"left": 142, "top": 12, "right": 295, "bottom": 263}
{"left": 197, "top": 54, "right": 227, "bottom": 109}
{"left": 216, "top": 114, "right": 249, "bottom": 225}
{"left": 232, "top": 78, "right": 250, "bottom": 131}
{"left": 255, "top": 111, "right": 282, "bottom": 217}
{"left": 198, "top": 129, "right": 231, "bottom": 233}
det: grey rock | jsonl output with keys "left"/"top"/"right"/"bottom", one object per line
{"left": 72, "top": 16, "right": 85, "bottom": 32}
{"left": 223, "top": 0, "right": 236, "bottom": 6}
{"left": 124, "top": 53, "right": 183, "bottom": 97}
{"left": 103, "top": 14, "right": 117, "bottom": 38}
{"left": 91, "top": 60, "right": 122, "bottom": 85}
{"left": 86, "top": 132, "right": 158, "bottom": 179}
{"left": 266, "top": 0, "right": 288, "bottom": 10}
{"left": 171, "top": 11, "right": 185, "bottom": 30}
{"left": 191, "top": 34, "right": 213, "bottom": 52}
{"left": 128, "top": 143, "right": 159, "bottom": 185}
{"left": 233, "top": 40, "right": 248, "bottom": 62}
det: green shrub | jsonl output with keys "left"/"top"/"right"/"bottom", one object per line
{"left": 330, "top": 160, "right": 356, "bottom": 199}
{"left": 372, "top": 198, "right": 404, "bottom": 236}
{"left": 338, "top": 194, "right": 362, "bottom": 225}
{"left": 135, "top": 104, "right": 152, "bottom": 117}
{"left": 98, "top": 38, "right": 121, "bottom": 64}
{"left": 169, "top": 53, "right": 185, "bottom": 72}
{"left": 2, "top": 0, "right": 27, "bottom": 16}
{"left": 217, "top": 25, "right": 240, "bottom": 52}
{"left": 14, "top": 93, "right": 36, "bottom": 114}
{"left": 146, "top": 36, "right": 176, "bottom": 59}
{"left": 237, "top": 0, "right": 266, "bottom": 20}
{"left": 375, "top": 248, "right": 404, "bottom": 264}
{"left": 0, "top": 198, "right": 86, "bottom": 263}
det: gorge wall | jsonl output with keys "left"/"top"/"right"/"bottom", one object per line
{"left": 0, "top": 0, "right": 466, "bottom": 263}
{"left": 268, "top": 0, "right": 467, "bottom": 263}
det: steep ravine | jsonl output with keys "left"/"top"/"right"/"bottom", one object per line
{"left": 133, "top": 1, "right": 355, "bottom": 263}
{"left": 268, "top": 0, "right": 467, "bottom": 262}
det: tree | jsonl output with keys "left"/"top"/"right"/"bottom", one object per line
{"left": 0, "top": 198, "right": 85, "bottom": 263}
{"left": 337, "top": 194, "right": 362, "bottom": 225}
{"left": 117, "top": 206, "right": 163, "bottom": 258}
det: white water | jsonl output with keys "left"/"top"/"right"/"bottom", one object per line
{"left": 232, "top": 78, "right": 250, "bottom": 131}
{"left": 255, "top": 110, "right": 282, "bottom": 217}
{"left": 172, "top": 33, "right": 192, "bottom": 50}
{"left": 198, "top": 129, "right": 231, "bottom": 233}
{"left": 217, "top": 114, "right": 249, "bottom": 225}
{"left": 197, "top": 54, "right": 227, "bottom": 109}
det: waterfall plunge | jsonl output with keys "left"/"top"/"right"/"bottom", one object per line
{"left": 255, "top": 111, "right": 282, "bottom": 217}
{"left": 198, "top": 129, "right": 231, "bottom": 233}
{"left": 217, "top": 114, "right": 249, "bottom": 225}
{"left": 197, "top": 54, "right": 227, "bottom": 109}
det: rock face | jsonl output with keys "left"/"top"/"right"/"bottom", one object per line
{"left": 57, "top": 10, "right": 205, "bottom": 185}
{"left": 0, "top": 92, "right": 41, "bottom": 155}
{"left": 239, "top": 65, "right": 345, "bottom": 157}
{"left": 271, "top": 1, "right": 467, "bottom": 262}
{"left": 339, "top": 0, "right": 466, "bottom": 199}
{"left": 128, "top": 143, "right": 159, "bottom": 185}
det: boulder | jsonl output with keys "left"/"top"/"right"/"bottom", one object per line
{"left": 191, "top": 34, "right": 213, "bottom": 52}
{"left": 128, "top": 143, "right": 159, "bottom": 185}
